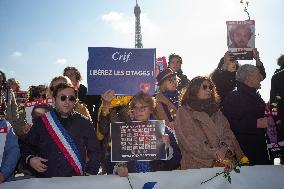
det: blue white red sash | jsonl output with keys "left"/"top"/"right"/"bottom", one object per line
{"left": 41, "top": 111, "right": 83, "bottom": 176}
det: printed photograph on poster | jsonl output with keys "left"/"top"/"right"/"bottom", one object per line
{"left": 227, "top": 20, "right": 255, "bottom": 60}
{"left": 25, "top": 98, "right": 54, "bottom": 124}
{"left": 111, "top": 120, "right": 166, "bottom": 162}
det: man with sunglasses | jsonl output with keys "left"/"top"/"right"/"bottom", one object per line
{"left": 20, "top": 83, "right": 100, "bottom": 177}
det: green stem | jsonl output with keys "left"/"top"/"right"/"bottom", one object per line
{"left": 200, "top": 172, "right": 224, "bottom": 185}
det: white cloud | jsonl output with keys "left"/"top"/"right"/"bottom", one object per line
{"left": 141, "top": 13, "right": 159, "bottom": 35}
{"left": 102, "top": 11, "right": 133, "bottom": 34}
{"left": 101, "top": 11, "right": 159, "bottom": 35}
{"left": 11, "top": 51, "right": 23, "bottom": 58}
{"left": 55, "top": 58, "right": 67, "bottom": 65}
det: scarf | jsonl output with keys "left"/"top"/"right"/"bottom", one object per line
{"left": 162, "top": 90, "right": 179, "bottom": 109}
{"left": 188, "top": 96, "right": 219, "bottom": 116}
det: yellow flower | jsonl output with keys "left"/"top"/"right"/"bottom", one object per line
{"left": 240, "top": 156, "right": 249, "bottom": 164}
{"left": 110, "top": 96, "right": 133, "bottom": 108}
{"left": 222, "top": 159, "right": 230, "bottom": 164}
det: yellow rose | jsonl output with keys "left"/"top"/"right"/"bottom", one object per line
{"left": 241, "top": 156, "right": 249, "bottom": 165}
{"left": 110, "top": 96, "right": 132, "bottom": 108}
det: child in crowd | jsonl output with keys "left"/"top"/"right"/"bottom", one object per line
{"left": 107, "top": 92, "right": 181, "bottom": 176}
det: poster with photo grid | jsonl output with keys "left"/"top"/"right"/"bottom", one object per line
{"left": 111, "top": 120, "right": 166, "bottom": 162}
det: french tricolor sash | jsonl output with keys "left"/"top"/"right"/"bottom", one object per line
{"left": 41, "top": 111, "right": 83, "bottom": 176}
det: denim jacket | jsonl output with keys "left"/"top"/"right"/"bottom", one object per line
{"left": 0, "top": 119, "right": 20, "bottom": 182}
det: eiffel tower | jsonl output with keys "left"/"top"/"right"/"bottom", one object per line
{"left": 134, "top": 0, "right": 143, "bottom": 48}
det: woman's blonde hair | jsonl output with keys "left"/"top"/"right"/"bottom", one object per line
{"left": 47, "top": 76, "right": 73, "bottom": 98}
{"left": 7, "top": 78, "right": 21, "bottom": 91}
{"left": 129, "top": 92, "right": 155, "bottom": 112}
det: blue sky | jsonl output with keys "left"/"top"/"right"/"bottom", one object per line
{"left": 0, "top": 0, "right": 283, "bottom": 101}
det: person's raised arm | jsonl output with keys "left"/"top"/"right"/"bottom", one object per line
{"left": 253, "top": 48, "right": 266, "bottom": 80}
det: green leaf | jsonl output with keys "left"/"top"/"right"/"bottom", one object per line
{"left": 234, "top": 168, "right": 240, "bottom": 173}
{"left": 228, "top": 176, "right": 232, "bottom": 184}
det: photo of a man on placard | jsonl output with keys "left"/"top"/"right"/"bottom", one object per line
{"left": 227, "top": 20, "right": 255, "bottom": 60}
{"left": 229, "top": 24, "right": 253, "bottom": 48}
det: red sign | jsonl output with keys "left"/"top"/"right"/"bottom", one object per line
{"left": 0, "top": 127, "right": 8, "bottom": 133}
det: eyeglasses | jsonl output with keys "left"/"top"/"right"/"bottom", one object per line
{"left": 58, "top": 95, "right": 76, "bottom": 102}
{"left": 201, "top": 84, "right": 213, "bottom": 91}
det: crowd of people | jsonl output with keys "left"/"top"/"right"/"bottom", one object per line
{"left": 0, "top": 51, "right": 283, "bottom": 183}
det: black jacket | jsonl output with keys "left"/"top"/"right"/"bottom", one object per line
{"left": 211, "top": 70, "right": 236, "bottom": 103}
{"left": 176, "top": 70, "right": 189, "bottom": 92}
{"left": 211, "top": 64, "right": 266, "bottom": 104}
{"left": 78, "top": 84, "right": 102, "bottom": 125}
{"left": 19, "top": 111, "right": 100, "bottom": 177}
{"left": 270, "top": 67, "right": 284, "bottom": 141}
{"left": 222, "top": 82, "right": 270, "bottom": 165}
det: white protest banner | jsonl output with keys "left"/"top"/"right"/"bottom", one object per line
{"left": 2, "top": 165, "right": 284, "bottom": 189}
{"left": 2, "top": 175, "right": 131, "bottom": 189}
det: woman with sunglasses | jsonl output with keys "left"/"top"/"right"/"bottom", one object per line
{"left": 155, "top": 68, "right": 180, "bottom": 130}
{"left": 174, "top": 76, "right": 245, "bottom": 169}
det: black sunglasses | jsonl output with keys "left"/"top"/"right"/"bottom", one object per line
{"left": 58, "top": 95, "right": 76, "bottom": 102}
{"left": 202, "top": 84, "right": 213, "bottom": 91}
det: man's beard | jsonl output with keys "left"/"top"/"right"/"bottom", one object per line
{"left": 56, "top": 108, "right": 72, "bottom": 118}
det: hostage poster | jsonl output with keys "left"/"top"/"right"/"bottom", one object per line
{"left": 227, "top": 20, "right": 255, "bottom": 60}
{"left": 87, "top": 47, "right": 156, "bottom": 95}
{"left": 111, "top": 120, "right": 166, "bottom": 162}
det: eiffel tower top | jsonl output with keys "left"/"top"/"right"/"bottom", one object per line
{"left": 134, "top": 0, "right": 141, "bottom": 16}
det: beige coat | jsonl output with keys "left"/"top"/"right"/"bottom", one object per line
{"left": 1, "top": 88, "right": 18, "bottom": 122}
{"left": 155, "top": 92, "right": 178, "bottom": 128}
{"left": 175, "top": 105, "right": 244, "bottom": 169}
{"left": 74, "top": 101, "right": 92, "bottom": 122}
